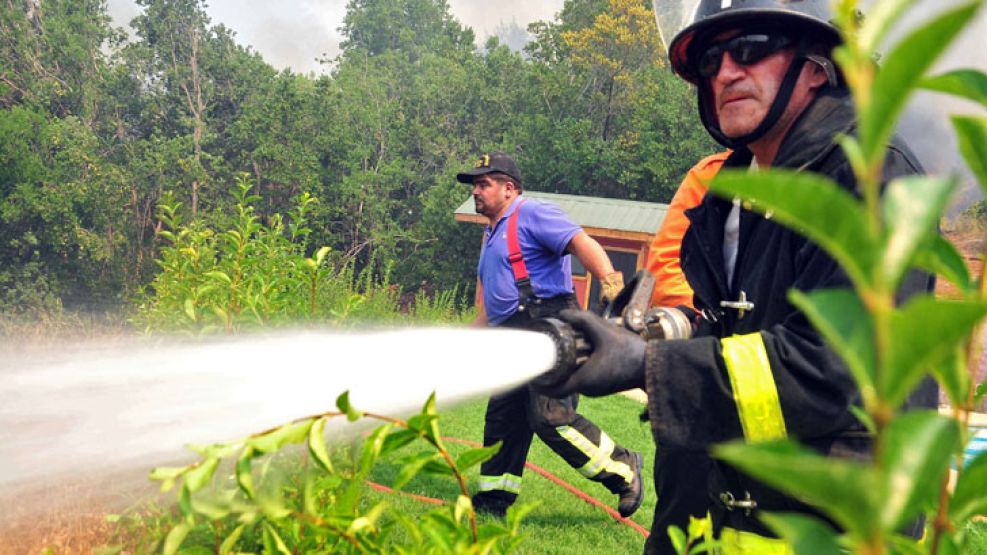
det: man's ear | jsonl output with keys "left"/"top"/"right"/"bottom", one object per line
{"left": 805, "top": 54, "right": 837, "bottom": 89}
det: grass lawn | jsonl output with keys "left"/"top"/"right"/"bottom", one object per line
{"left": 87, "top": 392, "right": 987, "bottom": 553}
{"left": 366, "top": 393, "right": 658, "bottom": 554}
{"left": 365, "top": 394, "right": 987, "bottom": 554}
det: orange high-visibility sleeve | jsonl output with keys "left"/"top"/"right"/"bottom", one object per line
{"left": 647, "top": 152, "right": 729, "bottom": 308}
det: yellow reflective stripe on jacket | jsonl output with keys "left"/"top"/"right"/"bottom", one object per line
{"left": 721, "top": 333, "right": 787, "bottom": 442}
{"left": 720, "top": 526, "right": 793, "bottom": 555}
{"left": 556, "top": 426, "right": 634, "bottom": 483}
{"left": 478, "top": 473, "right": 522, "bottom": 494}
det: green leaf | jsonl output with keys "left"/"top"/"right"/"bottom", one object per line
{"left": 709, "top": 169, "right": 874, "bottom": 291}
{"left": 379, "top": 429, "right": 421, "bottom": 457}
{"left": 687, "top": 513, "right": 713, "bottom": 544}
{"left": 454, "top": 445, "right": 500, "bottom": 472}
{"left": 184, "top": 299, "right": 197, "bottom": 321}
{"left": 236, "top": 447, "right": 257, "bottom": 498}
{"left": 149, "top": 465, "right": 187, "bottom": 492}
{"left": 185, "top": 457, "right": 219, "bottom": 493}
{"left": 247, "top": 420, "right": 313, "bottom": 453}
{"left": 422, "top": 459, "right": 456, "bottom": 476}
{"left": 913, "top": 235, "right": 973, "bottom": 296}
{"left": 303, "top": 474, "right": 318, "bottom": 516}
{"left": 857, "top": 0, "right": 914, "bottom": 54}
{"left": 263, "top": 522, "right": 293, "bottom": 554}
{"left": 931, "top": 347, "right": 972, "bottom": 408}
{"left": 162, "top": 522, "right": 191, "bottom": 555}
{"left": 885, "top": 297, "right": 987, "bottom": 410}
{"left": 880, "top": 411, "right": 960, "bottom": 530}
{"left": 307, "top": 417, "right": 334, "bottom": 473}
{"left": 315, "top": 246, "right": 331, "bottom": 265}
{"left": 190, "top": 495, "right": 232, "bottom": 521}
{"left": 336, "top": 390, "right": 363, "bottom": 422}
{"left": 211, "top": 306, "right": 228, "bottom": 322}
{"left": 358, "top": 424, "right": 392, "bottom": 475}
{"left": 976, "top": 380, "right": 987, "bottom": 405}
{"left": 219, "top": 523, "right": 247, "bottom": 555}
{"left": 860, "top": 1, "right": 981, "bottom": 163}
{"left": 393, "top": 452, "right": 440, "bottom": 490}
{"left": 257, "top": 489, "right": 292, "bottom": 520}
{"left": 880, "top": 176, "right": 957, "bottom": 290}
{"left": 850, "top": 405, "right": 877, "bottom": 435}
{"left": 952, "top": 116, "right": 987, "bottom": 196}
{"left": 789, "top": 289, "right": 876, "bottom": 406}
{"left": 187, "top": 442, "right": 239, "bottom": 459}
{"left": 419, "top": 392, "right": 443, "bottom": 447}
{"left": 760, "top": 512, "right": 843, "bottom": 555}
{"left": 714, "top": 440, "right": 878, "bottom": 539}
{"left": 667, "top": 525, "right": 687, "bottom": 554}
{"left": 922, "top": 69, "right": 987, "bottom": 108}
{"left": 179, "top": 483, "right": 194, "bottom": 520}
{"left": 205, "top": 270, "right": 232, "bottom": 284}
{"left": 348, "top": 516, "right": 374, "bottom": 534}
{"left": 950, "top": 449, "right": 987, "bottom": 523}
{"left": 453, "top": 494, "right": 471, "bottom": 524}
{"left": 935, "top": 533, "right": 962, "bottom": 555}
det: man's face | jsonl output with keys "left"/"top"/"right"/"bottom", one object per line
{"left": 472, "top": 175, "right": 512, "bottom": 219}
{"left": 706, "top": 30, "right": 798, "bottom": 138}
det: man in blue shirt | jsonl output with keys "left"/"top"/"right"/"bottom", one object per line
{"left": 458, "top": 152, "right": 644, "bottom": 519}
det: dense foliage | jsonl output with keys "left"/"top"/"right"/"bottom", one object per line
{"left": 0, "top": 0, "right": 715, "bottom": 320}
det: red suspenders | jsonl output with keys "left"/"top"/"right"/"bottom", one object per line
{"left": 506, "top": 199, "right": 535, "bottom": 312}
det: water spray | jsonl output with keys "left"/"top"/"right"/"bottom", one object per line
{"left": 0, "top": 328, "right": 556, "bottom": 495}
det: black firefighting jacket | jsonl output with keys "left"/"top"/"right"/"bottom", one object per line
{"left": 642, "top": 86, "right": 937, "bottom": 538}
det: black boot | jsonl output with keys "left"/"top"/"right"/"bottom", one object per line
{"left": 618, "top": 451, "right": 644, "bottom": 518}
{"left": 472, "top": 494, "right": 511, "bottom": 519}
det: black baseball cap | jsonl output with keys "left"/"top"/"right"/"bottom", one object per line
{"left": 456, "top": 152, "right": 522, "bottom": 185}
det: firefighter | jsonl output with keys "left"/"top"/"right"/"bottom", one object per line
{"left": 460, "top": 151, "right": 644, "bottom": 519}
{"left": 534, "top": 1, "right": 937, "bottom": 553}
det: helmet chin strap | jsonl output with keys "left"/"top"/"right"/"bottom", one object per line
{"left": 698, "top": 41, "right": 813, "bottom": 150}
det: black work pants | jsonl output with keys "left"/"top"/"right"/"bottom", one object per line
{"left": 644, "top": 448, "right": 712, "bottom": 555}
{"left": 473, "top": 300, "right": 637, "bottom": 510}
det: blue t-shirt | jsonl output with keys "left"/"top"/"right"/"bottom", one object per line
{"left": 478, "top": 197, "right": 580, "bottom": 325}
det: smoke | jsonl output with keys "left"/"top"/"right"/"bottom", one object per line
{"left": 872, "top": 0, "right": 987, "bottom": 215}
{"left": 105, "top": 0, "right": 564, "bottom": 74}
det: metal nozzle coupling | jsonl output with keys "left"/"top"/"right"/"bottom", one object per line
{"left": 527, "top": 317, "right": 591, "bottom": 389}
{"left": 528, "top": 307, "right": 694, "bottom": 389}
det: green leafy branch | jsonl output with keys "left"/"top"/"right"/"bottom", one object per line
{"left": 148, "top": 391, "right": 526, "bottom": 554}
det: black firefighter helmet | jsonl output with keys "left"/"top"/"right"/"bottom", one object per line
{"left": 667, "top": 0, "right": 843, "bottom": 149}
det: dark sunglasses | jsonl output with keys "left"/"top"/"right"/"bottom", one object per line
{"left": 695, "top": 33, "right": 794, "bottom": 78}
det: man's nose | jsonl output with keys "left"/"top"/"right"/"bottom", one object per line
{"left": 715, "top": 51, "right": 745, "bottom": 82}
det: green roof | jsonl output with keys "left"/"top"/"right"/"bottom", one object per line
{"left": 454, "top": 191, "right": 669, "bottom": 235}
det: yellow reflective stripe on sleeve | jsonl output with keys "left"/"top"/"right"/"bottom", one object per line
{"left": 478, "top": 473, "right": 522, "bottom": 494}
{"left": 721, "top": 333, "right": 787, "bottom": 442}
{"left": 720, "top": 527, "right": 793, "bottom": 555}
{"left": 556, "top": 426, "right": 634, "bottom": 483}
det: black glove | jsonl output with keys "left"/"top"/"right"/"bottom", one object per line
{"left": 534, "top": 308, "right": 646, "bottom": 398}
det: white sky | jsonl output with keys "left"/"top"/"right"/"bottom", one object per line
{"left": 105, "top": 0, "right": 566, "bottom": 75}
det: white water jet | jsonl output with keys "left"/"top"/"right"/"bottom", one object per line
{"left": 0, "top": 328, "right": 556, "bottom": 496}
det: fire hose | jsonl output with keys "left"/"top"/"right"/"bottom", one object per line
{"left": 528, "top": 270, "right": 695, "bottom": 388}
